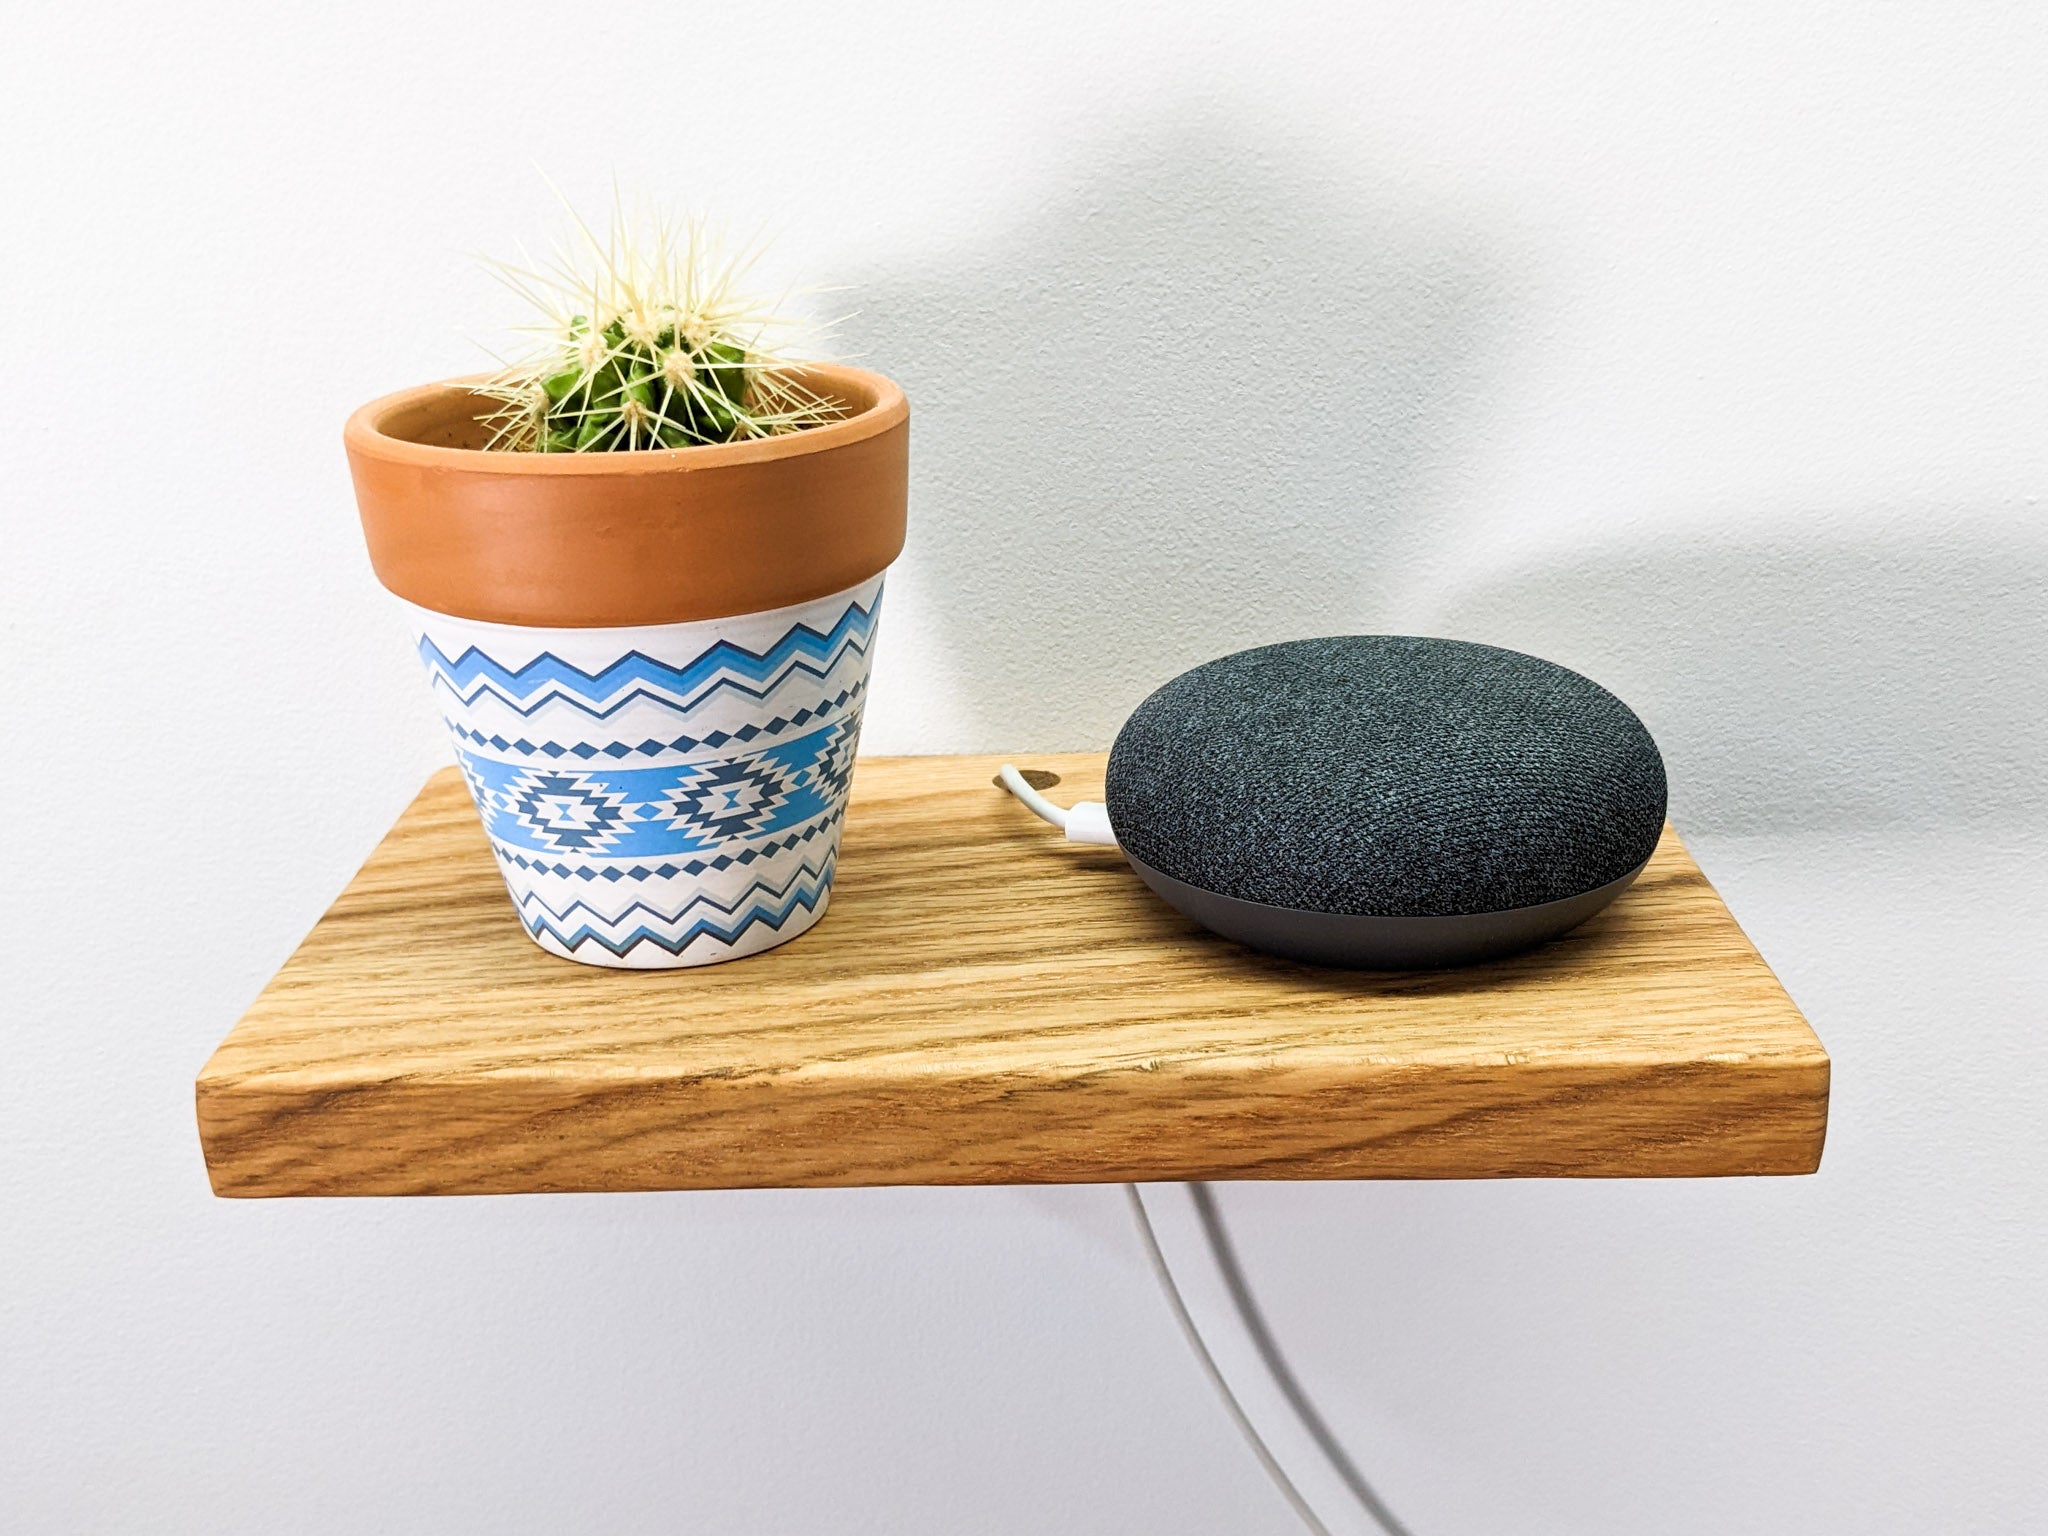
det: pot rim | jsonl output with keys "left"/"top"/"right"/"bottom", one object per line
{"left": 343, "top": 361, "right": 907, "bottom": 476}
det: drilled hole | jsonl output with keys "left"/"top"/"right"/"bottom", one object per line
{"left": 993, "top": 768, "right": 1061, "bottom": 790}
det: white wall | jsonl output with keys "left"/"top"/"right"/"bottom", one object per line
{"left": 4, "top": 3, "right": 2044, "bottom": 1531}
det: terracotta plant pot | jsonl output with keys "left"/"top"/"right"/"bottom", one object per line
{"left": 344, "top": 364, "right": 908, "bottom": 968}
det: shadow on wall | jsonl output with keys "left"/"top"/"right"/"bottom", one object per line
{"left": 846, "top": 107, "right": 2047, "bottom": 837}
{"left": 1407, "top": 508, "right": 2048, "bottom": 834}
{"left": 842, "top": 108, "right": 1517, "bottom": 750}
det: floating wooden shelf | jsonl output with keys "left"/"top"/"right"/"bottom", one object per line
{"left": 196, "top": 754, "right": 1828, "bottom": 1196}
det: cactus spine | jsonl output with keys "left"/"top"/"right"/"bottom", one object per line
{"left": 478, "top": 211, "right": 840, "bottom": 453}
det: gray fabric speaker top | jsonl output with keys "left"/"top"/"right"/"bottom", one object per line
{"left": 1105, "top": 636, "right": 1667, "bottom": 919}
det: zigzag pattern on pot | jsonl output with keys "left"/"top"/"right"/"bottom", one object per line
{"left": 448, "top": 679, "right": 868, "bottom": 762}
{"left": 418, "top": 595, "right": 879, "bottom": 720}
{"left": 491, "top": 806, "right": 845, "bottom": 882}
{"left": 514, "top": 855, "right": 835, "bottom": 958}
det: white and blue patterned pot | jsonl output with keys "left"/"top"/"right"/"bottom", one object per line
{"left": 408, "top": 575, "right": 880, "bottom": 968}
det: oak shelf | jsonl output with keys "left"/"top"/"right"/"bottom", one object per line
{"left": 196, "top": 754, "right": 1829, "bottom": 1196}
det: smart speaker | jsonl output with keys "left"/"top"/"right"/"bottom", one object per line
{"left": 1004, "top": 636, "right": 1668, "bottom": 969}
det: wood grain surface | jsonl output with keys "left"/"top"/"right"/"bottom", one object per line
{"left": 196, "top": 754, "right": 1829, "bottom": 1196}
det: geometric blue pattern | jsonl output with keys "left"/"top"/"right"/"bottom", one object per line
{"left": 513, "top": 855, "right": 836, "bottom": 958}
{"left": 419, "top": 595, "right": 878, "bottom": 720}
{"left": 459, "top": 715, "right": 859, "bottom": 859}
{"left": 658, "top": 758, "right": 792, "bottom": 840}
{"left": 504, "top": 770, "right": 631, "bottom": 851}
{"left": 418, "top": 575, "right": 881, "bottom": 965}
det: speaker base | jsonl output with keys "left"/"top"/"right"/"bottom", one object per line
{"left": 1123, "top": 855, "right": 1648, "bottom": 970}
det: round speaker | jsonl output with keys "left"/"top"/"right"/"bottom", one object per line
{"left": 1105, "top": 636, "right": 1667, "bottom": 969}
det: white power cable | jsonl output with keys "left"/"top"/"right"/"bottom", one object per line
{"left": 1125, "top": 1186, "right": 1335, "bottom": 1536}
{"left": 1187, "top": 1186, "right": 1419, "bottom": 1536}
{"left": 997, "top": 764, "right": 1120, "bottom": 845}
{"left": 1130, "top": 1185, "right": 1419, "bottom": 1536}
{"left": 1004, "top": 771, "right": 1413, "bottom": 1534}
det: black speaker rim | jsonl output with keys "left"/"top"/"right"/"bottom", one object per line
{"left": 1123, "top": 852, "right": 1649, "bottom": 971}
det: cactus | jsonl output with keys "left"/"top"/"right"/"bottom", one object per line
{"left": 477, "top": 211, "right": 841, "bottom": 453}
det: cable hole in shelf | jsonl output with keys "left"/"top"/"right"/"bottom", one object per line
{"left": 993, "top": 768, "right": 1061, "bottom": 791}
